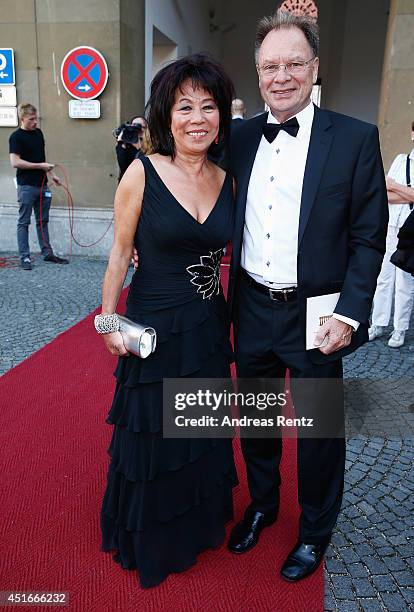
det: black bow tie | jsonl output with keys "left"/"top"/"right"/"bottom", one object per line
{"left": 262, "top": 117, "right": 299, "bottom": 142}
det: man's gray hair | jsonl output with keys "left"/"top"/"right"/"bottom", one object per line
{"left": 255, "top": 11, "right": 319, "bottom": 62}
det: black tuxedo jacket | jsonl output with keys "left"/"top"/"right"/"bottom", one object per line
{"left": 228, "top": 106, "right": 388, "bottom": 364}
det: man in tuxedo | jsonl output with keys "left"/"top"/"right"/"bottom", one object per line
{"left": 227, "top": 11, "right": 388, "bottom": 581}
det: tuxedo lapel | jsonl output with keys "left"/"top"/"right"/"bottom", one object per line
{"left": 298, "top": 107, "right": 333, "bottom": 246}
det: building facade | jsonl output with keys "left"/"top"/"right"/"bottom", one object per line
{"left": 0, "top": 0, "right": 412, "bottom": 255}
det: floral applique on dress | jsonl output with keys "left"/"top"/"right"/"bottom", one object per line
{"left": 186, "top": 248, "right": 223, "bottom": 299}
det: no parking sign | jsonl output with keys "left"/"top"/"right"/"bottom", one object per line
{"left": 60, "top": 46, "right": 108, "bottom": 100}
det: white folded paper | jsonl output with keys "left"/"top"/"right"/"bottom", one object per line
{"left": 306, "top": 292, "right": 340, "bottom": 350}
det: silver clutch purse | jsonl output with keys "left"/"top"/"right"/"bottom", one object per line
{"left": 118, "top": 315, "right": 157, "bottom": 358}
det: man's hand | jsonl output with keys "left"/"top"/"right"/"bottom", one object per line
{"left": 132, "top": 247, "right": 139, "bottom": 270}
{"left": 314, "top": 317, "right": 353, "bottom": 355}
{"left": 40, "top": 162, "right": 54, "bottom": 171}
{"left": 51, "top": 174, "right": 62, "bottom": 186}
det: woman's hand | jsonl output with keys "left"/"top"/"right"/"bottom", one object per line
{"left": 102, "top": 331, "right": 129, "bottom": 356}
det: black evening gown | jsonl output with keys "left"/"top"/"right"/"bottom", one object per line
{"left": 101, "top": 156, "right": 238, "bottom": 588}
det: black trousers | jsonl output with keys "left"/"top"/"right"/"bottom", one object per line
{"left": 233, "top": 271, "right": 346, "bottom": 544}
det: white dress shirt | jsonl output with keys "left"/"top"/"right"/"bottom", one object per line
{"left": 241, "top": 101, "right": 359, "bottom": 330}
{"left": 387, "top": 150, "right": 414, "bottom": 228}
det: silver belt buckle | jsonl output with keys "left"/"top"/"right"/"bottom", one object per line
{"left": 282, "top": 289, "right": 289, "bottom": 302}
{"left": 269, "top": 287, "right": 294, "bottom": 302}
{"left": 269, "top": 288, "right": 280, "bottom": 301}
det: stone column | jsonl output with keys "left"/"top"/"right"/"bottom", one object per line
{"left": 378, "top": 0, "right": 414, "bottom": 170}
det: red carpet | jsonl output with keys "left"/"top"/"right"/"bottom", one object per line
{"left": 0, "top": 265, "right": 323, "bottom": 612}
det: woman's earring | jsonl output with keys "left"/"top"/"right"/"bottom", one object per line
{"left": 215, "top": 134, "right": 219, "bottom": 145}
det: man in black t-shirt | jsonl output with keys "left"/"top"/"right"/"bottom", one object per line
{"left": 9, "top": 103, "right": 68, "bottom": 270}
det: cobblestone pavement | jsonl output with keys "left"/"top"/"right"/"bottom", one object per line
{"left": 0, "top": 253, "right": 133, "bottom": 374}
{"left": 1, "top": 252, "right": 413, "bottom": 611}
{"left": 326, "top": 330, "right": 414, "bottom": 611}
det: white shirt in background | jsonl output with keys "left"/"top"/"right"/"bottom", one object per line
{"left": 387, "top": 150, "right": 414, "bottom": 228}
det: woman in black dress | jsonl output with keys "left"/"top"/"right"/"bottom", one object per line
{"left": 96, "top": 54, "right": 237, "bottom": 588}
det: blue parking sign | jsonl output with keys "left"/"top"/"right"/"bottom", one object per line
{"left": 0, "top": 49, "right": 15, "bottom": 85}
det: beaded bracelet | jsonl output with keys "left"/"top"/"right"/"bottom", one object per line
{"left": 94, "top": 313, "right": 120, "bottom": 334}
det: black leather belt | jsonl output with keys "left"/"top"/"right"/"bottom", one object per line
{"left": 241, "top": 269, "right": 297, "bottom": 302}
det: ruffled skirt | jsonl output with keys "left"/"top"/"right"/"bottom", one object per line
{"left": 100, "top": 295, "right": 238, "bottom": 588}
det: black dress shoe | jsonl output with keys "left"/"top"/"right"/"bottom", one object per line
{"left": 228, "top": 507, "right": 278, "bottom": 554}
{"left": 44, "top": 254, "right": 69, "bottom": 264}
{"left": 280, "top": 541, "right": 329, "bottom": 582}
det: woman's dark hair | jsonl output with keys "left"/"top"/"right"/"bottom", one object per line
{"left": 146, "top": 53, "right": 235, "bottom": 159}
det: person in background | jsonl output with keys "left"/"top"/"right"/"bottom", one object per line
{"left": 389, "top": 208, "right": 414, "bottom": 277}
{"left": 369, "top": 121, "right": 414, "bottom": 348}
{"left": 231, "top": 98, "right": 246, "bottom": 124}
{"left": 116, "top": 116, "right": 148, "bottom": 182}
{"left": 9, "top": 103, "right": 68, "bottom": 271}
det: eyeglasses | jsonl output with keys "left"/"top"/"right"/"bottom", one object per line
{"left": 258, "top": 57, "right": 316, "bottom": 77}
